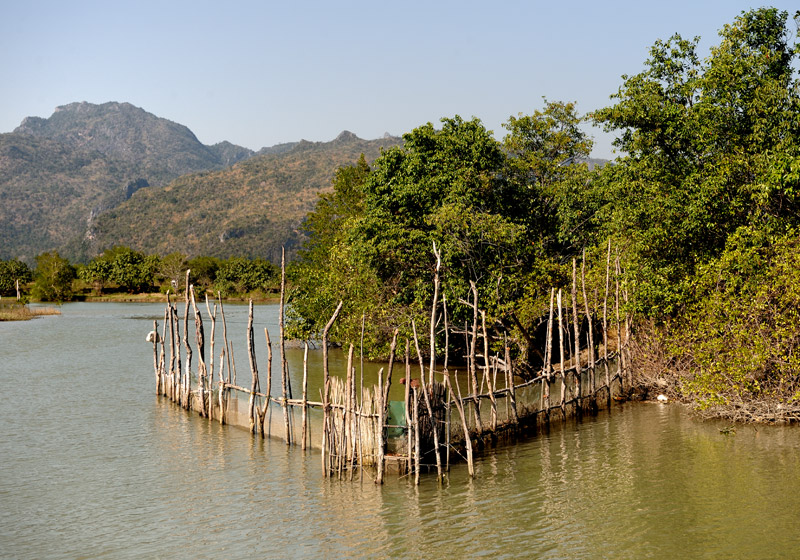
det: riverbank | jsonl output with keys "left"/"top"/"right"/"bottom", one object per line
{"left": 628, "top": 320, "right": 800, "bottom": 424}
{"left": 31, "top": 292, "right": 282, "bottom": 304}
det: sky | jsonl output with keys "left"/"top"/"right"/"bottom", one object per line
{"left": 2, "top": 1, "right": 798, "bottom": 160}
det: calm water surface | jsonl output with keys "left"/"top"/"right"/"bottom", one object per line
{"left": 2, "top": 302, "right": 799, "bottom": 559}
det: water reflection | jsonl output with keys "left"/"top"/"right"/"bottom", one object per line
{"left": 2, "top": 303, "right": 800, "bottom": 558}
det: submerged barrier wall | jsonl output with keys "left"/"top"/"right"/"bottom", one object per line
{"left": 150, "top": 245, "right": 631, "bottom": 484}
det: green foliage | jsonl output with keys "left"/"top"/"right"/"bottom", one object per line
{"left": 81, "top": 246, "right": 158, "bottom": 293}
{"left": 289, "top": 107, "right": 599, "bottom": 358}
{"left": 33, "top": 251, "right": 75, "bottom": 302}
{"left": 0, "top": 259, "right": 32, "bottom": 297}
{"left": 187, "top": 256, "right": 220, "bottom": 290}
{"left": 594, "top": 7, "right": 800, "bottom": 316}
{"left": 671, "top": 228, "right": 800, "bottom": 407}
{"left": 214, "top": 257, "right": 279, "bottom": 296}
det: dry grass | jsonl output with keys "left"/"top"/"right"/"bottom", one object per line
{"left": 0, "top": 304, "right": 61, "bottom": 321}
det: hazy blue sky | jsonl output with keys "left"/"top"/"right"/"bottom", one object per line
{"left": 2, "top": 1, "right": 798, "bottom": 159}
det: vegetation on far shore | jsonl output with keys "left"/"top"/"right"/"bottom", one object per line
{"left": 4, "top": 8, "right": 800, "bottom": 422}
{"left": 0, "top": 248, "right": 283, "bottom": 308}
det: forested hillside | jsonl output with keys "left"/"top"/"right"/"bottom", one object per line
{"left": 1, "top": 102, "right": 255, "bottom": 262}
{"left": 86, "top": 132, "right": 401, "bottom": 263}
{"left": 0, "top": 133, "right": 138, "bottom": 262}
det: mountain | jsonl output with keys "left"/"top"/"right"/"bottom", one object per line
{"left": 0, "top": 102, "right": 261, "bottom": 262}
{"left": 0, "top": 132, "right": 141, "bottom": 262}
{"left": 86, "top": 131, "right": 402, "bottom": 263}
{"left": 14, "top": 101, "right": 254, "bottom": 186}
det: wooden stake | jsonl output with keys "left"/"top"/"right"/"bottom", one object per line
{"left": 404, "top": 340, "right": 412, "bottom": 475}
{"left": 152, "top": 319, "right": 160, "bottom": 393}
{"left": 603, "top": 238, "right": 611, "bottom": 405}
{"left": 468, "top": 283, "right": 482, "bottom": 433}
{"left": 376, "top": 329, "right": 398, "bottom": 484}
{"left": 183, "top": 270, "right": 192, "bottom": 409}
{"left": 581, "top": 249, "right": 595, "bottom": 394}
{"left": 218, "top": 292, "right": 233, "bottom": 385}
{"left": 558, "top": 290, "right": 566, "bottom": 416}
{"left": 247, "top": 300, "right": 258, "bottom": 434}
{"left": 205, "top": 294, "right": 217, "bottom": 419}
{"left": 572, "top": 259, "right": 581, "bottom": 404}
{"left": 279, "top": 247, "right": 290, "bottom": 444}
{"left": 429, "top": 242, "right": 441, "bottom": 387}
{"left": 320, "top": 301, "right": 343, "bottom": 477}
{"left": 480, "top": 309, "right": 496, "bottom": 431}
{"left": 412, "top": 319, "right": 443, "bottom": 482}
{"left": 412, "top": 386, "right": 421, "bottom": 486}
{"left": 505, "top": 336, "right": 518, "bottom": 426}
{"left": 190, "top": 285, "right": 207, "bottom": 417}
{"left": 302, "top": 341, "right": 309, "bottom": 450}
{"left": 263, "top": 328, "right": 273, "bottom": 437}
{"left": 451, "top": 373, "right": 474, "bottom": 478}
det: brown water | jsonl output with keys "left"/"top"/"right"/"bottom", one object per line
{"left": 2, "top": 302, "right": 799, "bottom": 558}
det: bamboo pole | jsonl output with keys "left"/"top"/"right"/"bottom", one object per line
{"left": 451, "top": 373, "right": 474, "bottom": 477}
{"left": 190, "top": 286, "right": 207, "bottom": 417}
{"left": 603, "top": 238, "right": 611, "bottom": 405}
{"left": 152, "top": 319, "right": 160, "bottom": 393}
{"left": 404, "top": 340, "right": 412, "bottom": 475}
{"left": 412, "top": 319, "right": 442, "bottom": 482}
{"left": 442, "top": 294, "right": 451, "bottom": 471}
{"left": 622, "top": 262, "right": 632, "bottom": 387}
{"left": 376, "top": 329, "right": 398, "bottom": 484}
{"left": 183, "top": 270, "right": 192, "bottom": 409}
{"left": 321, "top": 301, "right": 343, "bottom": 477}
{"left": 302, "top": 341, "right": 309, "bottom": 450}
{"left": 480, "top": 310, "right": 496, "bottom": 431}
{"left": 558, "top": 290, "right": 566, "bottom": 416}
{"left": 468, "top": 283, "right": 482, "bottom": 433}
{"left": 344, "top": 344, "right": 354, "bottom": 478}
{"left": 279, "top": 247, "right": 291, "bottom": 444}
{"left": 218, "top": 292, "right": 233, "bottom": 385}
{"left": 615, "top": 251, "right": 623, "bottom": 390}
{"left": 246, "top": 300, "right": 258, "bottom": 434}
{"left": 173, "top": 303, "right": 182, "bottom": 404}
{"left": 375, "top": 365, "right": 385, "bottom": 483}
{"left": 412, "top": 386, "right": 421, "bottom": 485}
{"left": 429, "top": 242, "right": 441, "bottom": 387}
{"left": 542, "top": 288, "right": 555, "bottom": 416}
{"left": 263, "top": 329, "right": 273, "bottom": 437}
{"left": 158, "top": 307, "right": 167, "bottom": 396}
{"left": 205, "top": 294, "right": 217, "bottom": 419}
{"left": 572, "top": 259, "right": 581, "bottom": 404}
{"left": 581, "top": 249, "right": 595, "bottom": 395}
{"left": 505, "top": 336, "right": 518, "bottom": 426}
{"left": 218, "top": 346, "right": 226, "bottom": 425}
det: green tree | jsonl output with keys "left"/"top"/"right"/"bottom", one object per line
{"left": 188, "top": 256, "right": 221, "bottom": 291}
{"left": 33, "top": 252, "right": 75, "bottom": 302}
{"left": 288, "top": 156, "right": 373, "bottom": 341}
{"left": 290, "top": 109, "right": 601, "bottom": 359}
{"left": 78, "top": 257, "right": 113, "bottom": 293}
{"left": 594, "top": 7, "right": 800, "bottom": 316}
{"left": 214, "top": 257, "right": 278, "bottom": 296}
{"left": 0, "top": 259, "right": 33, "bottom": 297}
{"left": 84, "top": 246, "right": 158, "bottom": 293}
